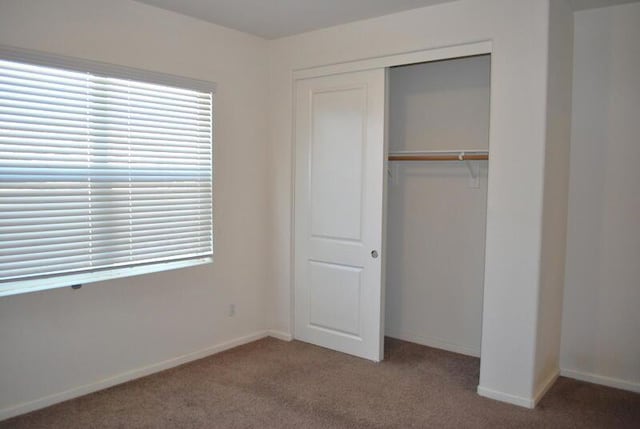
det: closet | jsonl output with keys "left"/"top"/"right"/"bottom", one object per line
{"left": 385, "top": 55, "right": 490, "bottom": 358}
{"left": 292, "top": 48, "right": 492, "bottom": 363}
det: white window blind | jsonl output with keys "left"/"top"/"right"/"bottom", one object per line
{"left": 0, "top": 56, "right": 213, "bottom": 296}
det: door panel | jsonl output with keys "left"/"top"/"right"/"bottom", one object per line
{"left": 294, "top": 69, "right": 387, "bottom": 361}
{"left": 308, "top": 261, "right": 362, "bottom": 336}
{"left": 310, "top": 87, "right": 365, "bottom": 241}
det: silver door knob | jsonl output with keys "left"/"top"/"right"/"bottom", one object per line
{"left": 371, "top": 250, "right": 378, "bottom": 258}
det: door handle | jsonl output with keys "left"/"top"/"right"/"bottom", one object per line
{"left": 371, "top": 250, "right": 379, "bottom": 258}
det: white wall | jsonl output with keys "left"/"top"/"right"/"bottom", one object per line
{"left": 533, "top": 0, "right": 574, "bottom": 400}
{"left": 268, "top": 0, "right": 554, "bottom": 407}
{"left": 2, "top": 0, "right": 620, "bottom": 416}
{"left": 560, "top": 2, "right": 640, "bottom": 393}
{"left": 0, "top": 0, "right": 271, "bottom": 418}
{"left": 385, "top": 56, "right": 490, "bottom": 357}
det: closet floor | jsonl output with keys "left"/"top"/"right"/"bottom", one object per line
{"left": 3, "top": 337, "right": 639, "bottom": 428}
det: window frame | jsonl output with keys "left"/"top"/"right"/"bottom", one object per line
{"left": 0, "top": 45, "right": 216, "bottom": 297}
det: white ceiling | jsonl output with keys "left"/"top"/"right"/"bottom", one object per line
{"left": 570, "top": 0, "right": 639, "bottom": 10}
{"left": 133, "top": 0, "right": 453, "bottom": 39}
{"left": 134, "top": 0, "right": 640, "bottom": 39}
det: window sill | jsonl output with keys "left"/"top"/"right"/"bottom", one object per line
{"left": 0, "top": 257, "right": 212, "bottom": 298}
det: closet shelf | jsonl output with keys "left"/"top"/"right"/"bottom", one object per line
{"left": 388, "top": 150, "right": 489, "bottom": 161}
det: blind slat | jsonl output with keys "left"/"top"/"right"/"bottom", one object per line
{"left": 0, "top": 217, "right": 210, "bottom": 234}
{"left": 0, "top": 245, "right": 211, "bottom": 279}
{"left": 2, "top": 226, "right": 211, "bottom": 250}
{"left": 0, "top": 97, "right": 211, "bottom": 126}
{"left": 0, "top": 83, "right": 209, "bottom": 113}
{"left": 0, "top": 92, "right": 210, "bottom": 123}
{"left": 0, "top": 137, "right": 211, "bottom": 152}
{"left": 0, "top": 114, "right": 211, "bottom": 136}
{"left": 0, "top": 107, "right": 210, "bottom": 132}
{"left": 2, "top": 233, "right": 212, "bottom": 262}
{"left": 1, "top": 122, "right": 211, "bottom": 143}
{"left": 0, "top": 69, "right": 210, "bottom": 102}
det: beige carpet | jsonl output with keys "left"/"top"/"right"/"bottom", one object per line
{"left": 2, "top": 337, "right": 639, "bottom": 428}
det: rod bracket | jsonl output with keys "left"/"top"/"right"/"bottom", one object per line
{"left": 464, "top": 158, "right": 481, "bottom": 188}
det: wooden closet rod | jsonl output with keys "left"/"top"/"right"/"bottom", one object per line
{"left": 388, "top": 151, "right": 489, "bottom": 162}
{"left": 388, "top": 154, "right": 489, "bottom": 161}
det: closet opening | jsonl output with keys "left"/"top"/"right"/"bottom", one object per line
{"left": 384, "top": 54, "right": 491, "bottom": 380}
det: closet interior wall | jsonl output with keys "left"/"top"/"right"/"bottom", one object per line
{"left": 385, "top": 55, "right": 491, "bottom": 357}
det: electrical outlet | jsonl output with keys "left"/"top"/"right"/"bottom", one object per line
{"left": 228, "top": 304, "right": 235, "bottom": 317}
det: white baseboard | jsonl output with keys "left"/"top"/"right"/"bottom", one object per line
{"left": 386, "top": 331, "right": 480, "bottom": 357}
{"left": 560, "top": 368, "right": 640, "bottom": 393}
{"left": 477, "top": 385, "right": 535, "bottom": 408}
{"left": 267, "top": 330, "right": 293, "bottom": 341}
{"left": 533, "top": 369, "right": 560, "bottom": 405}
{"left": 477, "top": 370, "right": 559, "bottom": 409}
{"left": 0, "top": 330, "right": 271, "bottom": 422}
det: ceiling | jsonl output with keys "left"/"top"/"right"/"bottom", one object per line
{"left": 133, "top": 0, "right": 453, "bottom": 39}
{"left": 134, "top": 0, "right": 640, "bottom": 39}
{"left": 569, "top": 0, "right": 639, "bottom": 10}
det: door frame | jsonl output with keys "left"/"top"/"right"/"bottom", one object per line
{"left": 289, "top": 40, "right": 493, "bottom": 359}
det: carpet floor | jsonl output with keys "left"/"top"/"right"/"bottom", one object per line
{"left": 2, "top": 337, "right": 639, "bottom": 428}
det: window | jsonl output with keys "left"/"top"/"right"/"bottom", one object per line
{"left": 0, "top": 49, "right": 214, "bottom": 296}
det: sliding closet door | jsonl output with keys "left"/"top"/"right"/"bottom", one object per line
{"left": 294, "top": 69, "right": 387, "bottom": 361}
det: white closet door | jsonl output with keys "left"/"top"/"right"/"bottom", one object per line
{"left": 294, "top": 69, "right": 387, "bottom": 361}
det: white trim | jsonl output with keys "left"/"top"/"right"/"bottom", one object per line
{"left": 289, "top": 67, "right": 298, "bottom": 341}
{"left": 292, "top": 40, "right": 492, "bottom": 80}
{"left": 533, "top": 369, "right": 560, "bottom": 405}
{"left": 0, "top": 44, "right": 216, "bottom": 93}
{"left": 477, "top": 385, "right": 535, "bottom": 409}
{"left": 267, "top": 330, "right": 293, "bottom": 341}
{"left": 0, "top": 257, "right": 212, "bottom": 298}
{"left": 560, "top": 368, "right": 640, "bottom": 394}
{"left": 477, "top": 370, "right": 560, "bottom": 409}
{"left": 386, "top": 332, "right": 480, "bottom": 358}
{"left": 0, "top": 331, "right": 269, "bottom": 422}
